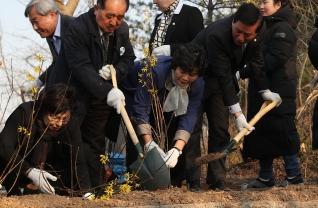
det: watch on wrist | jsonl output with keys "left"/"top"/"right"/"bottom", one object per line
{"left": 173, "top": 147, "right": 182, "bottom": 155}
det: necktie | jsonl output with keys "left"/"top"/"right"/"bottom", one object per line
{"left": 101, "top": 33, "right": 110, "bottom": 66}
{"left": 53, "top": 36, "right": 61, "bottom": 54}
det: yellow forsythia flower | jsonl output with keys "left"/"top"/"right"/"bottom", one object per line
{"left": 30, "top": 86, "right": 39, "bottom": 94}
{"left": 34, "top": 54, "right": 44, "bottom": 62}
{"left": 27, "top": 73, "right": 35, "bottom": 81}
{"left": 119, "top": 184, "right": 131, "bottom": 195}
{"left": 100, "top": 155, "right": 109, "bottom": 165}
{"left": 33, "top": 66, "right": 42, "bottom": 73}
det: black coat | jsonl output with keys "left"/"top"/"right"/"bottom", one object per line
{"left": 308, "top": 18, "right": 318, "bottom": 70}
{"left": 241, "top": 4, "right": 300, "bottom": 159}
{"left": 48, "top": 8, "right": 136, "bottom": 108}
{"left": 149, "top": 4, "right": 204, "bottom": 56}
{"left": 308, "top": 18, "right": 318, "bottom": 149}
{"left": 39, "top": 14, "right": 74, "bottom": 84}
{"left": 193, "top": 17, "right": 268, "bottom": 105}
{"left": 0, "top": 101, "right": 91, "bottom": 190}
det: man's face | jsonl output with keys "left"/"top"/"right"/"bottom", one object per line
{"left": 94, "top": 0, "right": 127, "bottom": 33}
{"left": 28, "top": 6, "right": 58, "bottom": 38}
{"left": 153, "top": 0, "right": 174, "bottom": 12}
{"left": 232, "top": 20, "right": 259, "bottom": 46}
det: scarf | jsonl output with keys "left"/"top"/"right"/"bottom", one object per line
{"left": 153, "top": 0, "right": 180, "bottom": 48}
{"left": 163, "top": 70, "right": 189, "bottom": 116}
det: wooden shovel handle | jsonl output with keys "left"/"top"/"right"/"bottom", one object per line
{"left": 233, "top": 98, "right": 282, "bottom": 143}
{"left": 109, "top": 65, "right": 144, "bottom": 158}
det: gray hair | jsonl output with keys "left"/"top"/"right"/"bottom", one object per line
{"left": 24, "top": 0, "right": 59, "bottom": 17}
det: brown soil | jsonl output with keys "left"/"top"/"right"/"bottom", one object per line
{"left": 1, "top": 158, "right": 318, "bottom": 208}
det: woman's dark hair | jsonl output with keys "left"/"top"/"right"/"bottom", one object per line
{"left": 97, "top": 0, "right": 130, "bottom": 11}
{"left": 233, "top": 3, "right": 263, "bottom": 32}
{"left": 273, "top": 0, "right": 293, "bottom": 9}
{"left": 171, "top": 42, "right": 208, "bottom": 76}
{"left": 37, "top": 83, "right": 77, "bottom": 117}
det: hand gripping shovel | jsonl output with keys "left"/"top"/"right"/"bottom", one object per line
{"left": 109, "top": 65, "right": 169, "bottom": 190}
{"left": 194, "top": 98, "right": 282, "bottom": 165}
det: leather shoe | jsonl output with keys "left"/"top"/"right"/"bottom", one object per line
{"left": 209, "top": 179, "right": 231, "bottom": 191}
{"left": 187, "top": 181, "right": 201, "bottom": 191}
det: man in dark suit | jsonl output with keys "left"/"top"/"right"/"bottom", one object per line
{"left": 24, "top": 0, "right": 74, "bottom": 92}
{"left": 147, "top": 0, "right": 204, "bottom": 190}
{"left": 149, "top": 0, "right": 204, "bottom": 57}
{"left": 48, "top": 0, "right": 136, "bottom": 188}
{"left": 192, "top": 3, "right": 281, "bottom": 191}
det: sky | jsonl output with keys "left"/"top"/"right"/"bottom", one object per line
{"left": 0, "top": 0, "right": 45, "bottom": 124}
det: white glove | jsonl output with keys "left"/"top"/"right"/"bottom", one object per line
{"left": 236, "top": 71, "right": 240, "bottom": 81}
{"left": 236, "top": 114, "right": 255, "bottom": 135}
{"left": 144, "top": 140, "right": 166, "bottom": 158}
{"left": 261, "top": 90, "right": 282, "bottom": 106}
{"left": 24, "top": 79, "right": 44, "bottom": 94}
{"left": 107, "top": 88, "right": 125, "bottom": 114}
{"left": 152, "top": 45, "right": 171, "bottom": 56}
{"left": 83, "top": 192, "right": 94, "bottom": 200}
{"left": 27, "top": 168, "right": 57, "bottom": 195}
{"left": 99, "top": 65, "right": 114, "bottom": 81}
{"left": 164, "top": 148, "right": 181, "bottom": 168}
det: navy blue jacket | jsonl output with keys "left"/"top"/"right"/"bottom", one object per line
{"left": 123, "top": 56, "right": 204, "bottom": 143}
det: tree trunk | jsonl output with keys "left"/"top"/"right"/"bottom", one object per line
{"left": 54, "top": 0, "right": 80, "bottom": 16}
{"left": 206, "top": 0, "right": 213, "bottom": 25}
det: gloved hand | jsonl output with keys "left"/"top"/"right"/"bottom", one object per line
{"left": 27, "top": 168, "right": 57, "bottom": 195}
{"left": 261, "top": 90, "right": 282, "bottom": 106}
{"left": 99, "top": 65, "right": 114, "bottom": 81}
{"left": 152, "top": 45, "right": 171, "bottom": 56}
{"left": 235, "top": 114, "right": 255, "bottom": 135}
{"left": 144, "top": 140, "right": 166, "bottom": 158}
{"left": 23, "top": 79, "right": 44, "bottom": 94}
{"left": 107, "top": 88, "right": 125, "bottom": 114}
{"left": 83, "top": 192, "right": 94, "bottom": 200}
{"left": 164, "top": 148, "right": 181, "bottom": 168}
{"left": 236, "top": 71, "right": 240, "bottom": 81}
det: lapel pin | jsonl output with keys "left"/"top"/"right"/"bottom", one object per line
{"left": 120, "top": 47, "right": 125, "bottom": 56}
{"left": 172, "top": 22, "right": 175, "bottom": 25}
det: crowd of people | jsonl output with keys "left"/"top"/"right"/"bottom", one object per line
{"left": 0, "top": 0, "right": 315, "bottom": 198}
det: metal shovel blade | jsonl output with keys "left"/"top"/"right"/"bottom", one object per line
{"left": 129, "top": 148, "right": 169, "bottom": 190}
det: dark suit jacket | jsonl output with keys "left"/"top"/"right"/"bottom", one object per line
{"left": 39, "top": 14, "right": 74, "bottom": 83}
{"left": 193, "top": 17, "right": 268, "bottom": 106}
{"left": 149, "top": 4, "right": 204, "bottom": 56}
{"left": 48, "top": 8, "right": 136, "bottom": 108}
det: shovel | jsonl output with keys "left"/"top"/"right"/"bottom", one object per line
{"left": 109, "top": 65, "right": 169, "bottom": 190}
{"left": 194, "top": 98, "right": 282, "bottom": 165}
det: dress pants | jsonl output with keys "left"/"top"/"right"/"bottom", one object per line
{"left": 80, "top": 99, "right": 115, "bottom": 188}
{"left": 192, "top": 87, "right": 230, "bottom": 184}
{"left": 182, "top": 105, "right": 204, "bottom": 184}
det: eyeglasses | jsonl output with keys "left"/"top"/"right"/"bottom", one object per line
{"left": 49, "top": 114, "right": 71, "bottom": 123}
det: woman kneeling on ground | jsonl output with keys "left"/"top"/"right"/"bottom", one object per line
{"left": 0, "top": 83, "right": 91, "bottom": 196}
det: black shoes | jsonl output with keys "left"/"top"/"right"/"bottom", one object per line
{"left": 277, "top": 174, "right": 304, "bottom": 187}
{"left": 187, "top": 181, "right": 201, "bottom": 191}
{"left": 209, "top": 179, "right": 231, "bottom": 191}
{"left": 241, "top": 178, "right": 275, "bottom": 190}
